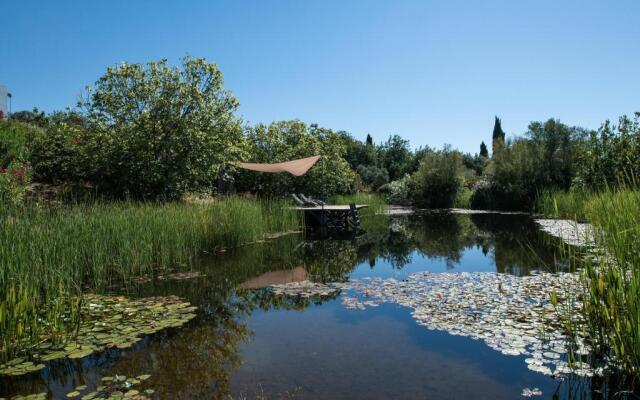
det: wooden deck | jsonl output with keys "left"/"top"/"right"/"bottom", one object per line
{"left": 292, "top": 204, "right": 367, "bottom": 228}
{"left": 292, "top": 204, "right": 368, "bottom": 211}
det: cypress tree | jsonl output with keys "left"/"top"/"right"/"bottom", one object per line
{"left": 366, "top": 134, "right": 373, "bottom": 146}
{"left": 492, "top": 116, "right": 505, "bottom": 153}
{"left": 480, "top": 141, "right": 488, "bottom": 158}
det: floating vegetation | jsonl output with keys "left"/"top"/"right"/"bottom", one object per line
{"left": 133, "top": 271, "right": 204, "bottom": 284}
{"left": 270, "top": 271, "right": 597, "bottom": 378}
{"left": 535, "top": 219, "right": 594, "bottom": 248}
{"left": 270, "top": 280, "right": 342, "bottom": 298}
{"left": 0, "top": 295, "right": 197, "bottom": 377}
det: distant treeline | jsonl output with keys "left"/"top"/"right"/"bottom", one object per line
{"left": 1, "top": 56, "right": 638, "bottom": 209}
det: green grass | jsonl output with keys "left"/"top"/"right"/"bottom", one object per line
{"left": 330, "top": 193, "right": 387, "bottom": 217}
{"left": 542, "top": 189, "right": 640, "bottom": 382}
{"left": 536, "top": 189, "right": 591, "bottom": 221}
{"left": 0, "top": 197, "right": 300, "bottom": 362}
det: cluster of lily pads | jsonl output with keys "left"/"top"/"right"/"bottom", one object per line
{"left": 0, "top": 294, "right": 197, "bottom": 377}
{"left": 270, "top": 280, "right": 342, "bottom": 298}
{"left": 535, "top": 219, "right": 594, "bottom": 248}
{"left": 269, "top": 270, "right": 596, "bottom": 378}
{"left": 4, "top": 373, "right": 155, "bottom": 400}
{"left": 133, "top": 271, "right": 204, "bottom": 284}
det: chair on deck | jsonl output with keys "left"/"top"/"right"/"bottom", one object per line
{"left": 291, "top": 193, "right": 317, "bottom": 207}
{"left": 299, "top": 193, "right": 325, "bottom": 206}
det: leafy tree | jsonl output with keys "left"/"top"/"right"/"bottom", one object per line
{"left": 79, "top": 56, "right": 246, "bottom": 199}
{"left": 574, "top": 113, "right": 640, "bottom": 189}
{"left": 237, "top": 120, "right": 357, "bottom": 197}
{"left": 366, "top": 134, "right": 373, "bottom": 146}
{"left": 380, "top": 134, "right": 414, "bottom": 181}
{"left": 480, "top": 141, "right": 488, "bottom": 158}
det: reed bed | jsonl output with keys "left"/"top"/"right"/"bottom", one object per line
{"left": 536, "top": 189, "right": 591, "bottom": 221}
{"left": 540, "top": 189, "right": 640, "bottom": 382}
{"left": 0, "top": 197, "right": 300, "bottom": 361}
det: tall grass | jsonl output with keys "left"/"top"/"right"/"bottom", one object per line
{"left": 0, "top": 197, "right": 300, "bottom": 362}
{"left": 541, "top": 189, "right": 640, "bottom": 381}
{"left": 536, "top": 189, "right": 591, "bottom": 221}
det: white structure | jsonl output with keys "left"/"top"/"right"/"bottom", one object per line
{"left": 0, "top": 85, "right": 9, "bottom": 117}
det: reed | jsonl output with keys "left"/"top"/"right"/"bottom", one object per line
{"left": 0, "top": 197, "right": 300, "bottom": 361}
{"left": 535, "top": 189, "right": 591, "bottom": 221}
{"left": 541, "top": 189, "right": 640, "bottom": 381}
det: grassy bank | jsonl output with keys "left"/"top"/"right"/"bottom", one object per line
{"left": 0, "top": 197, "right": 300, "bottom": 362}
{"left": 539, "top": 189, "right": 640, "bottom": 381}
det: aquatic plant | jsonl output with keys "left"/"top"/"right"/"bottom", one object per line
{"left": 539, "top": 189, "right": 640, "bottom": 383}
{"left": 0, "top": 197, "right": 300, "bottom": 363}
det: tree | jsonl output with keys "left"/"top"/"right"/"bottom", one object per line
{"left": 236, "top": 120, "right": 357, "bottom": 197}
{"left": 492, "top": 116, "right": 506, "bottom": 154}
{"left": 79, "top": 56, "right": 246, "bottom": 199}
{"left": 366, "top": 134, "right": 373, "bottom": 146}
{"left": 480, "top": 141, "right": 488, "bottom": 158}
{"left": 380, "top": 135, "right": 413, "bottom": 181}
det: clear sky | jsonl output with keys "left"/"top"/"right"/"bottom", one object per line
{"left": 2, "top": 0, "right": 639, "bottom": 153}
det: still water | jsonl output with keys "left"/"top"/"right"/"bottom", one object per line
{"left": 2, "top": 211, "right": 597, "bottom": 399}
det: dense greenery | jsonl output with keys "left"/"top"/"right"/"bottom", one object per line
{"left": 236, "top": 121, "right": 357, "bottom": 197}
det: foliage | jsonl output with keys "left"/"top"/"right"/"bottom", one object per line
{"left": 379, "top": 134, "right": 416, "bottom": 181}
{"left": 356, "top": 164, "right": 389, "bottom": 189}
{"left": 0, "top": 121, "right": 33, "bottom": 204}
{"left": 379, "top": 174, "right": 412, "bottom": 206}
{"left": 574, "top": 113, "right": 640, "bottom": 190}
{"left": 236, "top": 120, "right": 357, "bottom": 197}
{"left": 409, "top": 148, "right": 463, "bottom": 208}
{"left": 78, "top": 56, "right": 246, "bottom": 200}
{"left": 471, "top": 119, "right": 581, "bottom": 210}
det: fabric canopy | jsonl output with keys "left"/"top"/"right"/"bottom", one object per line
{"left": 234, "top": 155, "right": 320, "bottom": 176}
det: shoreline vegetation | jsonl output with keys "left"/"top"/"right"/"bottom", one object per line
{"left": 0, "top": 197, "right": 300, "bottom": 363}
{"left": 538, "top": 189, "right": 640, "bottom": 383}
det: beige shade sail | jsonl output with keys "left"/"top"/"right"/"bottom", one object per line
{"left": 234, "top": 155, "right": 320, "bottom": 176}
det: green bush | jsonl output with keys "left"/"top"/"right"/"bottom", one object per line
{"left": 0, "top": 121, "right": 33, "bottom": 204}
{"left": 409, "top": 148, "right": 462, "bottom": 208}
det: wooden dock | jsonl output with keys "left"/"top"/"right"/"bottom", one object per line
{"left": 292, "top": 204, "right": 368, "bottom": 228}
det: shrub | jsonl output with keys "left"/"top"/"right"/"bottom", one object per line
{"left": 379, "top": 175, "right": 411, "bottom": 205}
{"left": 356, "top": 164, "right": 389, "bottom": 190}
{"left": 409, "top": 148, "right": 462, "bottom": 208}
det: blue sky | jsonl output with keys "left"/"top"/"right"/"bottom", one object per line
{"left": 2, "top": 0, "right": 639, "bottom": 153}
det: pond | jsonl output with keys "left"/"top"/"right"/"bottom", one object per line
{"left": 1, "top": 211, "right": 601, "bottom": 399}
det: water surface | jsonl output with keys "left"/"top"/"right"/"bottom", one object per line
{"left": 2, "top": 212, "right": 598, "bottom": 399}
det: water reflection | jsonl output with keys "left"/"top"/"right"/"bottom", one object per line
{"left": 0, "top": 212, "right": 599, "bottom": 399}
